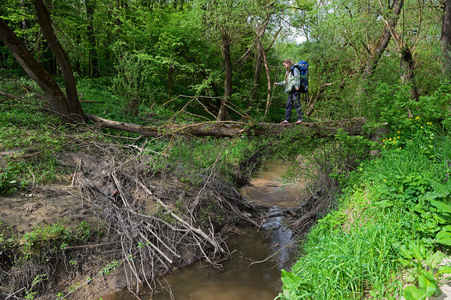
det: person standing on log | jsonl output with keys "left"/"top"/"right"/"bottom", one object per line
{"left": 274, "top": 59, "right": 303, "bottom": 124}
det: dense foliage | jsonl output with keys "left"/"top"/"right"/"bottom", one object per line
{"left": 278, "top": 111, "right": 451, "bottom": 299}
{"left": 1, "top": 0, "right": 447, "bottom": 123}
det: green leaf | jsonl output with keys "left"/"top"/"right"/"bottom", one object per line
{"left": 429, "top": 200, "right": 451, "bottom": 214}
{"left": 403, "top": 285, "right": 426, "bottom": 300}
{"left": 419, "top": 271, "right": 438, "bottom": 297}
{"left": 409, "top": 242, "right": 426, "bottom": 261}
{"left": 405, "top": 269, "right": 417, "bottom": 283}
{"left": 399, "top": 244, "right": 412, "bottom": 259}
{"left": 436, "top": 229, "right": 451, "bottom": 246}
{"left": 421, "top": 191, "right": 441, "bottom": 201}
{"left": 376, "top": 200, "right": 393, "bottom": 208}
{"left": 399, "top": 258, "right": 412, "bottom": 267}
{"left": 413, "top": 203, "right": 427, "bottom": 214}
{"left": 430, "top": 180, "right": 450, "bottom": 198}
{"left": 281, "top": 269, "right": 299, "bottom": 288}
{"left": 438, "top": 266, "right": 451, "bottom": 275}
{"left": 425, "top": 251, "right": 445, "bottom": 269}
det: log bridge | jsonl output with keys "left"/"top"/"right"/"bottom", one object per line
{"left": 87, "top": 115, "right": 379, "bottom": 139}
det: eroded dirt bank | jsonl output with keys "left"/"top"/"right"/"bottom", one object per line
{"left": 0, "top": 146, "right": 331, "bottom": 300}
{"left": 0, "top": 144, "right": 265, "bottom": 300}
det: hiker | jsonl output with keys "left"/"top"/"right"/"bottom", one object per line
{"left": 274, "top": 58, "right": 303, "bottom": 124}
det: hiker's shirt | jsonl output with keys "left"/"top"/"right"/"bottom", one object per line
{"left": 276, "top": 67, "right": 301, "bottom": 94}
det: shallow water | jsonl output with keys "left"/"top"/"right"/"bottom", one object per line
{"left": 101, "top": 159, "right": 302, "bottom": 300}
{"left": 151, "top": 223, "right": 295, "bottom": 300}
{"left": 240, "top": 158, "right": 307, "bottom": 209}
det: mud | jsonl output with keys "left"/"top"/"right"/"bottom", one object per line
{"left": 0, "top": 149, "right": 262, "bottom": 300}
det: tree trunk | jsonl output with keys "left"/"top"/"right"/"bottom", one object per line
{"left": 259, "top": 39, "right": 271, "bottom": 114}
{"left": 168, "top": 63, "right": 174, "bottom": 100}
{"left": 31, "top": 0, "right": 85, "bottom": 118}
{"left": 218, "top": 26, "right": 232, "bottom": 121}
{"left": 379, "top": 1, "right": 419, "bottom": 102}
{"left": 86, "top": 0, "right": 99, "bottom": 78}
{"left": 20, "top": 0, "right": 30, "bottom": 38}
{"left": 248, "top": 17, "right": 272, "bottom": 108}
{"left": 249, "top": 44, "right": 263, "bottom": 109}
{"left": 442, "top": 0, "right": 451, "bottom": 76}
{"left": 400, "top": 46, "right": 419, "bottom": 101}
{"left": 364, "top": 0, "right": 403, "bottom": 75}
{"left": 0, "top": 18, "right": 72, "bottom": 117}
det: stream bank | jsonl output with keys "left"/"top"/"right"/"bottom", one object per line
{"left": 0, "top": 148, "right": 265, "bottom": 300}
{"left": 100, "top": 159, "right": 309, "bottom": 300}
{"left": 1, "top": 148, "right": 328, "bottom": 300}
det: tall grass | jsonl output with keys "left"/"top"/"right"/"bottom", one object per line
{"left": 278, "top": 120, "right": 451, "bottom": 300}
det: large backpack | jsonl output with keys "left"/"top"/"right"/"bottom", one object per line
{"left": 291, "top": 61, "right": 309, "bottom": 93}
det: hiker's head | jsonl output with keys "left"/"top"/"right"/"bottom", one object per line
{"left": 282, "top": 59, "right": 294, "bottom": 70}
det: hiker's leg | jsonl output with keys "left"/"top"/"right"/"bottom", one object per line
{"left": 293, "top": 92, "right": 303, "bottom": 120}
{"left": 284, "top": 94, "right": 294, "bottom": 122}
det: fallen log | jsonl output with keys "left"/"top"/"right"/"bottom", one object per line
{"left": 86, "top": 114, "right": 367, "bottom": 138}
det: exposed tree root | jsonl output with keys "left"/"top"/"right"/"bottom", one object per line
{"left": 68, "top": 148, "right": 260, "bottom": 294}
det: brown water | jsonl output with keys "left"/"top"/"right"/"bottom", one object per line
{"left": 240, "top": 159, "right": 307, "bottom": 209}
{"left": 151, "top": 222, "right": 295, "bottom": 300}
{"left": 101, "top": 159, "right": 302, "bottom": 300}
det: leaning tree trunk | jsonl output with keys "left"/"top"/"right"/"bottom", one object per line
{"left": 31, "top": 0, "right": 85, "bottom": 118}
{"left": 259, "top": 39, "right": 272, "bottom": 114}
{"left": 364, "top": 0, "right": 403, "bottom": 76}
{"left": 442, "top": 0, "right": 451, "bottom": 76}
{"left": 218, "top": 27, "right": 232, "bottom": 121}
{"left": 0, "top": 18, "right": 72, "bottom": 117}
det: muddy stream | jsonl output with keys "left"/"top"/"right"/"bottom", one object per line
{"left": 103, "top": 160, "right": 305, "bottom": 300}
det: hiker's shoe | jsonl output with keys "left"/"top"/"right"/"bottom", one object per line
{"left": 280, "top": 120, "right": 289, "bottom": 124}
{"left": 295, "top": 120, "right": 303, "bottom": 125}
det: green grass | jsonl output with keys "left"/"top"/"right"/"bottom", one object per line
{"left": 0, "top": 220, "right": 104, "bottom": 262}
{"left": 278, "top": 120, "right": 451, "bottom": 300}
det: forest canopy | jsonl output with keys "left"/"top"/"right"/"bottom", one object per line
{"left": 0, "top": 0, "right": 450, "bottom": 127}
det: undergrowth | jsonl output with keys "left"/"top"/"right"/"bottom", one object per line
{"left": 0, "top": 220, "right": 103, "bottom": 261}
{"left": 0, "top": 76, "right": 267, "bottom": 193}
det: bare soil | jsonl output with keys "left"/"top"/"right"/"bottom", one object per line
{"left": 0, "top": 148, "right": 261, "bottom": 300}
{"left": 0, "top": 183, "right": 127, "bottom": 300}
